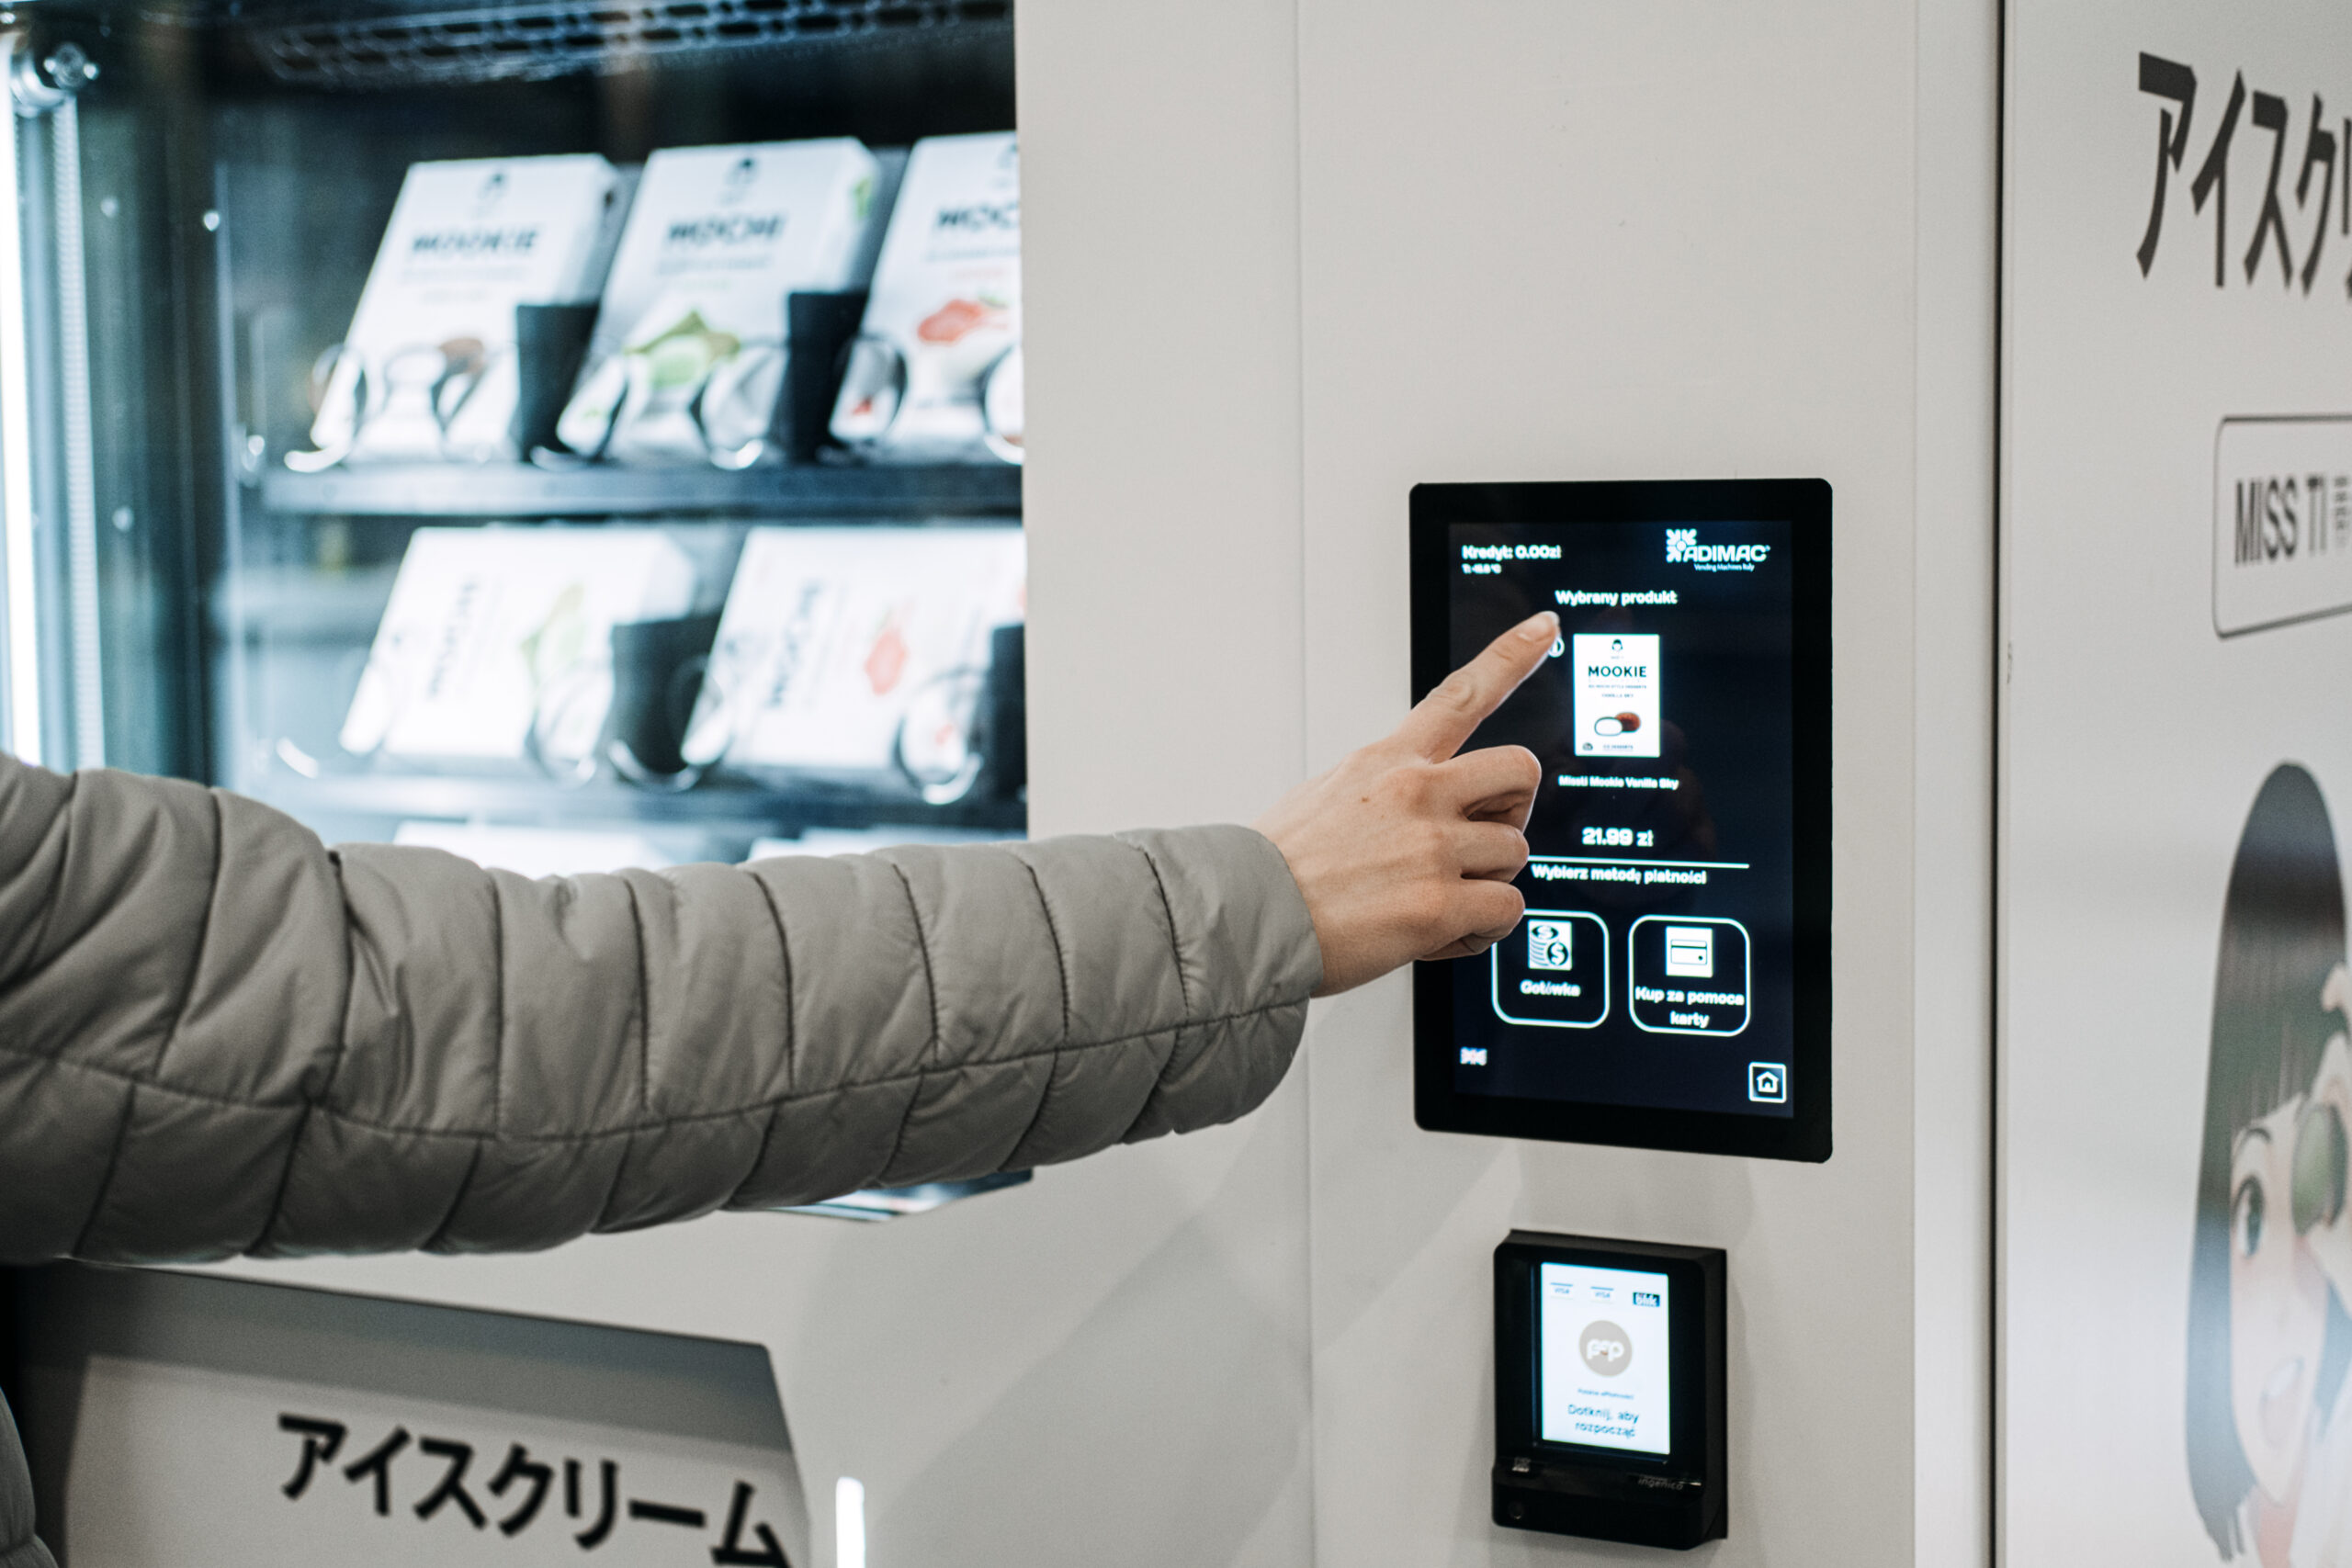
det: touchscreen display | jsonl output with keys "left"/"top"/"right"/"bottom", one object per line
{"left": 1448, "top": 516, "right": 1798, "bottom": 1121}
{"left": 1536, "top": 1261, "right": 1672, "bottom": 1455}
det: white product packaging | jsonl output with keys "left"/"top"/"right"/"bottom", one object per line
{"left": 1570, "top": 633, "right": 1662, "bottom": 760}
{"left": 305, "top": 156, "right": 632, "bottom": 467}
{"left": 557, "top": 140, "right": 882, "bottom": 467}
{"left": 684, "top": 525, "right": 1024, "bottom": 784}
{"left": 831, "top": 132, "right": 1021, "bottom": 464}
{"left": 341, "top": 526, "right": 696, "bottom": 761}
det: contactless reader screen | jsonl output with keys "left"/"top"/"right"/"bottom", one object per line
{"left": 1493, "top": 1230, "right": 1727, "bottom": 1547}
{"left": 1537, "top": 1262, "right": 1672, "bottom": 1455}
{"left": 1412, "top": 480, "right": 1830, "bottom": 1163}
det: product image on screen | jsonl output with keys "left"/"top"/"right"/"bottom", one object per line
{"left": 1537, "top": 1262, "right": 1672, "bottom": 1456}
{"left": 1412, "top": 480, "right": 1830, "bottom": 1160}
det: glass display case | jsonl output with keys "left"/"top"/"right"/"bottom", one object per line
{"left": 0, "top": 0, "right": 1027, "bottom": 1211}
{"left": 0, "top": 0, "right": 1022, "bottom": 852}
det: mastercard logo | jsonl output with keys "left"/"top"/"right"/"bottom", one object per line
{"left": 1592, "top": 712, "right": 1643, "bottom": 737}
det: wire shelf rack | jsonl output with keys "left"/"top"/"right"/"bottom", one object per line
{"left": 245, "top": 0, "right": 1011, "bottom": 88}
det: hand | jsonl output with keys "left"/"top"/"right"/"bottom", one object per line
{"left": 1254, "top": 611, "right": 1555, "bottom": 997}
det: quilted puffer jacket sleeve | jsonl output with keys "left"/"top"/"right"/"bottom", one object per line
{"left": 0, "top": 755, "right": 1321, "bottom": 1264}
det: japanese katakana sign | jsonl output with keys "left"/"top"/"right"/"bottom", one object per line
{"left": 2137, "top": 51, "right": 2352, "bottom": 292}
{"left": 40, "top": 1349, "right": 809, "bottom": 1568}
{"left": 276, "top": 1413, "right": 794, "bottom": 1564}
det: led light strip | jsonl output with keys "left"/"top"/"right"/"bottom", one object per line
{"left": 834, "top": 1477, "right": 865, "bottom": 1568}
{"left": 252, "top": 0, "right": 1008, "bottom": 89}
{"left": 51, "top": 96, "right": 98, "bottom": 767}
{"left": 0, "top": 51, "right": 41, "bottom": 766}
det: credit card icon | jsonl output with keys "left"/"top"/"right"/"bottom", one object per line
{"left": 1663, "top": 926, "right": 1714, "bottom": 978}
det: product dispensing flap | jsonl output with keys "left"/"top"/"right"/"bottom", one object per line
{"left": 340, "top": 526, "right": 696, "bottom": 761}
{"left": 309, "top": 156, "right": 632, "bottom": 467}
{"left": 556, "top": 139, "right": 883, "bottom": 468}
{"left": 684, "top": 525, "right": 1025, "bottom": 780}
{"left": 831, "top": 132, "right": 1022, "bottom": 466}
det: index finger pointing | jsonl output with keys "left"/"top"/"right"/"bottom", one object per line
{"left": 1394, "top": 611, "right": 1559, "bottom": 762}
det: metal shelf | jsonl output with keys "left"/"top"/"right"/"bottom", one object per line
{"left": 250, "top": 0, "right": 1010, "bottom": 88}
{"left": 256, "top": 460, "right": 1020, "bottom": 519}
{"left": 254, "top": 769, "right": 1024, "bottom": 834}
{"left": 783, "top": 1171, "right": 1030, "bottom": 1221}
{"left": 65, "top": 0, "right": 1014, "bottom": 88}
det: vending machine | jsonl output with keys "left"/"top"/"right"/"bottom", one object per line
{"left": 0, "top": 0, "right": 1035, "bottom": 1186}
{"left": 0, "top": 0, "right": 2032, "bottom": 1562}
{"left": 0, "top": 4, "right": 1028, "bottom": 870}
{"left": 0, "top": 6, "right": 1100, "bottom": 1564}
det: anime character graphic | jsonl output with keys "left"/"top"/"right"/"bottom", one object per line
{"left": 2188, "top": 764, "right": 2352, "bottom": 1566}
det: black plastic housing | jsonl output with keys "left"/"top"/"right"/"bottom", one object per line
{"left": 1492, "top": 1230, "right": 1728, "bottom": 1551}
{"left": 1410, "top": 478, "right": 1834, "bottom": 1163}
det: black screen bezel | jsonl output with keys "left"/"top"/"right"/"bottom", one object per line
{"left": 1410, "top": 479, "right": 1832, "bottom": 1163}
{"left": 1492, "top": 1234, "right": 1712, "bottom": 1479}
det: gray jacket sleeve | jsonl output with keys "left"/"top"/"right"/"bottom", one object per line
{"left": 0, "top": 755, "right": 1321, "bottom": 1265}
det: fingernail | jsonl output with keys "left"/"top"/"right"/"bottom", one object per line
{"left": 1518, "top": 611, "right": 1559, "bottom": 641}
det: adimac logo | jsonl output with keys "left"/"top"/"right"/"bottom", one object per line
{"left": 1665, "top": 527, "right": 1770, "bottom": 571}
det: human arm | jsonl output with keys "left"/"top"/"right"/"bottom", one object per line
{"left": 0, "top": 613, "right": 1552, "bottom": 1265}
{"left": 1255, "top": 609, "right": 1550, "bottom": 992}
{"left": 0, "top": 760, "right": 1317, "bottom": 1262}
